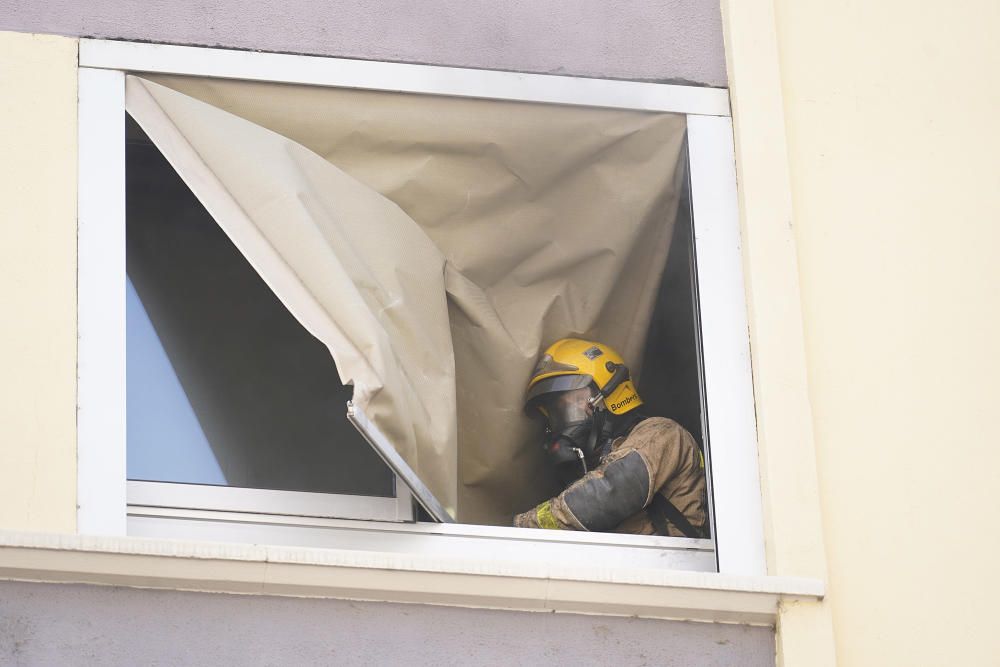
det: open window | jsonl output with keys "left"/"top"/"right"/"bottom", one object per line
{"left": 124, "top": 121, "right": 415, "bottom": 522}
{"left": 78, "top": 41, "right": 764, "bottom": 576}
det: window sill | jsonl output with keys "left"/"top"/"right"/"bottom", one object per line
{"left": 125, "top": 507, "right": 718, "bottom": 572}
{"left": 0, "top": 530, "right": 821, "bottom": 625}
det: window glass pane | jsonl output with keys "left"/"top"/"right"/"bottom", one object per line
{"left": 127, "top": 276, "right": 226, "bottom": 485}
{"left": 125, "top": 116, "right": 395, "bottom": 497}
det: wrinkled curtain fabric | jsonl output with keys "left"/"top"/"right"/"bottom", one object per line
{"left": 127, "top": 75, "right": 686, "bottom": 524}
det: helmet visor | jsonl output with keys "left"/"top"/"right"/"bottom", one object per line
{"left": 525, "top": 374, "right": 593, "bottom": 414}
{"left": 537, "top": 385, "right": 596, "bottom": 432}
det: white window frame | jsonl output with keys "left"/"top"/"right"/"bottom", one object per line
{"left": 77, "top": 39, "right": 765, "bottom": 577}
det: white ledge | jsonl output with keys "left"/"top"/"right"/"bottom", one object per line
{"left": 0, "top": 531, "right": 820, "bottom": 625}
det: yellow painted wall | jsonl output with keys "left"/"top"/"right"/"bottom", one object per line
{"left": 721, "top": 1, "right": 837, "bottom": 662}
{"left": 0, "top": 32, "right": 78, "bottom": 532}
{"left": 772, "top": 1, "right": 1000, "bottom": 664}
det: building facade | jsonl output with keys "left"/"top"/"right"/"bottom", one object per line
{"left": 1, "top": 1, "right": 998, "bottom": 665}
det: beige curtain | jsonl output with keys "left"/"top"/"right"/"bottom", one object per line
{"left": 128, "top": 75, "right": 687, "bottom": 524}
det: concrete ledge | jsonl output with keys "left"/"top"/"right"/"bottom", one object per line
{"left": 0, "top": 531, "right": 821, "bottom": 625}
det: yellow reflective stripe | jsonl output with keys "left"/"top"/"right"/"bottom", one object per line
{"left": 536, "top": 500, "right": 563, "bottom": 530}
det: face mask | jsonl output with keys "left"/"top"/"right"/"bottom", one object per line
{"left": 540, "top": 387, "right": 598, "bottom": 482}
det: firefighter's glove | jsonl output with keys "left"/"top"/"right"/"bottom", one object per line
{"left": 513, "top": 500, "right": 563, "bottom": 530}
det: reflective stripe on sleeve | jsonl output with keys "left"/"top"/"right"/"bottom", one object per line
{"left": 535, "top": 500, "right": 563, "bottom": 530}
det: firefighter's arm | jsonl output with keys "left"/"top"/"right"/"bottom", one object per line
{"left": 513, "top": 450, "right": 653, "bottom": 531}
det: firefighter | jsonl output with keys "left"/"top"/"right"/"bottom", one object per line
{"left": 513, "top": 338, "right": 708, "bottom": 537}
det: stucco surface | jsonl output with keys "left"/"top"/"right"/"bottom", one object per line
{"left": 771, "top": 0, "right": 1000, "bottom": 664}
{"left": 0, "top": 32, "right": 78, "bottom": 533}
{"left": 0, "top": 581, "right": 774, "bottom": 666}
{"left": 1, "top": 0, "right": 726, "bottom": 86}
{"left": 719, "top": 1, "right": 838, "bottom": 659}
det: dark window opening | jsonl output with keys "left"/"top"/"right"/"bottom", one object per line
{"left": 638, "top": 174, "right": 705, "bottom": 449}
{"left": 125, "top": 115, "right": 396, "bottom": 497}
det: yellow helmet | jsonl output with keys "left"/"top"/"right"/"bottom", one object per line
{"left": 525, "top": 338, "right": 643, "bottom": 417}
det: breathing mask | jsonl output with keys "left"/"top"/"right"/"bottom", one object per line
{"left": 538, "top": 386, "right": 600, "bottom": 483}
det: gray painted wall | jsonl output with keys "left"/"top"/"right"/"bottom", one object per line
{"left": 0, "top": 581, "right": 774, "bottom": 666}
{"left": 1, "top": 1, "right": 727, "bottom": 86}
